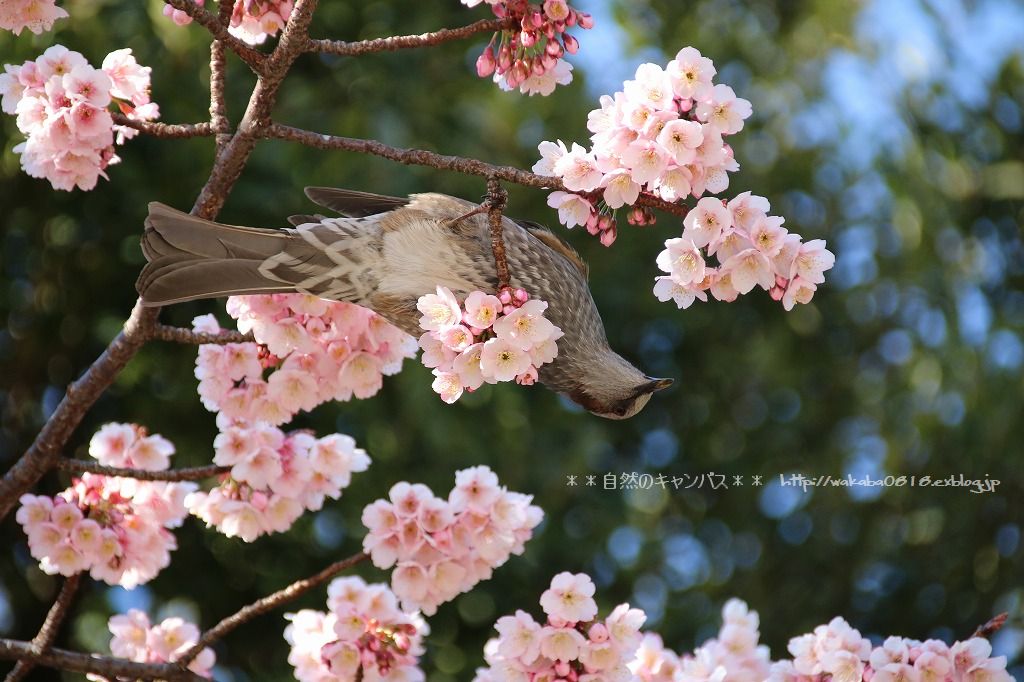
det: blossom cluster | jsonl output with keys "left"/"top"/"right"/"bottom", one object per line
{"left": 535, "top": 47, "right": 752, "bottom": 238}
{"left": 87, "top": 609, "right": 216, "bottom": 680}
{"left": 635, "top": 599, "right": 770, "bottom": 682}
{"left": 163, "top": 0, "right": 294, "bottom": 45}
{"left": 653, "top": 193, "right": 835, "bottom": 310}
{"left": 284, "top": 576, "right": 427, "bottom": 682}
{"left": 0, "top": 45, "right": 158, "bottom": 191}
{"left": 466, "top": 0, "right": 594, "bottom": 96}
{"left": 362, "top": 465, "right": 543, "bottom": 615}
{"left": 772, "top": 617, "right": 1012, "bottom": 682}
{"left": 193, "top": 294, "right": 416, "bottom": 425}
{"left": 0, "top": 0, "right": 67, "bottom": 35}
{"left": 473, "top": 572, "right": 647, "bottom": 682}
{"left": 417, "top": 286, "right": 563, "bottom": 404}
{"left": 16, "top": 424, "right": 193, "bottom": 588}
{"left": 185, "top": 416, "right": 370, "bottom": 542}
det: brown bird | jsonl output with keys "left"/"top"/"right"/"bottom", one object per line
{"left": 136, "top": 188, "right": 673, "bottom": 418}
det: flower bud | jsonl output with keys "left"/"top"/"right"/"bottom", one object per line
{"left": 513, "top": 288, "right": 529, "bottom": 303}
{"left": 545, "top": 39, "right": 563, "bottom": 58}
{"left": 476, "top": 47, "right": 496, "bottom": 78}
{"left": 600, "top": 224, "right": 618, "bottom": 247}
{"left": 589, "top": 622, "right": 610, "bottom": 642}
{"left": 532, "top": 58, "right": 547, "bottom": 76}
{"left": 554, "top": 661, "right": 572, "bottom": 677}
{"left": 497, "top": 44, "right": 512, "bottom": 71}
{"left": 520, "top": 30, "right": 537, "bottom": 48}
{"left": 577, "top": 11, "right": 595, "bottom": 29}
{"left": 562, "top": 33, "right": 579, "bottom": 54}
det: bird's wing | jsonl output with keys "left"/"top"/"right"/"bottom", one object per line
{"left": 304, "top": 187, "right": 410, "bottom": 217}
{"left": 517, "top": 219, "right": 589, "bottom": 280}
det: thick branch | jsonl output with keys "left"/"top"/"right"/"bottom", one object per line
{"left": 112, "top": 113, "right": 214, "bottom": 139}
{"left": 308, "top": 18, "right": 513, "bottom": 56}
{"left": 260, "top": 123, "right": 690, "bottom": 217}
{"left": 149, "top": 324, "right": 252, "bottom": 345}
{"left": 0, "top": 640, "right": 202, "bottom": 682}
{"left": 177, "top": 552, "right": 369, "bottom": 666}
{"left": 56, "top": 460, "right": 229, "bottom": 482}
{"left": 4, "top": 575, "right": 81, "bottom": 682}
{"left": 0, "top": 301, "right": 159, "bottom": 521}
{"left": 486, "top": 178, "right": 511, "bottom": 290}
{"left": 163, "top": 0, "right": 267, "bottom": 73}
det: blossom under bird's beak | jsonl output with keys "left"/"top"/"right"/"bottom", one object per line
{"left": 642, "top": 377, "right": 674, "bottom": 393}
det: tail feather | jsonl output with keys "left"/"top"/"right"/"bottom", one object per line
{"left": 137, "top": 203, "right": 300, "bottom": 306}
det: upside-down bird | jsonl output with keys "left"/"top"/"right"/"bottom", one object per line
{"left": 136, "top": 188, "right": 673, "bottom": 419}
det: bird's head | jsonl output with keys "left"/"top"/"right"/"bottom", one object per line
{"left": 566, "top": 351, "right": 674, "bottom": 419}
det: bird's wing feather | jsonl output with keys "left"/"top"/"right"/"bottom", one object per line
{"left": 304, "top": 187, "right": 409, "bottom": 217}
{"left": 518, "top": 220, "right": 589, "bottom": 280}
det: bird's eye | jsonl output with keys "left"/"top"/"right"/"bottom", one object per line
{"left": 614, "top": 405, "right": 628, "bottom": 417}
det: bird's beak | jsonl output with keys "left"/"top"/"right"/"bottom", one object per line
{"left": 642, "top": 376, "right": 674, "bottom": 393}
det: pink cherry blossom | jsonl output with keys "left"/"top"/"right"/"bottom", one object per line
{"left": 540, "top": 572, "right": 598, "bottom": 623}
{"left": 667, "top": 46, "right": 716, "bottom": 99}
{"left": 696, "top": 83, "right": 753, "bottom": 135}
{"left": 91, "top": 610, "right": 215, "bottom": 680}
{"left": 361, "top": 466, "right": 542, "bottom": 615}
{"left": 0, "top": 0, "right": 68, "bottom": 35}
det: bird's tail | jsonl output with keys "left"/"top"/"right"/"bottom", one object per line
{"left": 136, "top": 202, "right": 302, "bottom": 306}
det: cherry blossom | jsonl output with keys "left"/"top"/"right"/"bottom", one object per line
{"left": 163, "top": 0, "right": 294, "bottom": 45}
{"left": 284, "top": 576, "right": 427, "bottom": 682}
{"left": 473, "top": 572, "right": 647, "bottom": 682}
{"left": 466, "top": 0, "right": 593, "bottom": 96}
{"left": 653, "top": 193, "right": 834, "bottom": 310}
{"left": 15, "top": 426, "right": 193, "bottom": 588}
{"left": 0, "top": 46, "right": 158, "bottom": 190}
{"left": 361, "top": 465, "right": 542, "bottom": 615}
{"left": 193, "top": 295, "right": 416, "bottom": 425}
{"left": 416, "top": 287, "right": 563, "bottom": 402}
{"left": 0, "top": 0, "right": 67, "bottom": 35}
{"left": 87, "top": 610, "right": 215, "bottom": 680}
{"left": 186, "top": 418, "right": 370, "bottom": 541}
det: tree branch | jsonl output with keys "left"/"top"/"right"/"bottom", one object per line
{"left": 971, "top": 612, "right": 1009, "bottom": 640}
{"left": 4, "top": 575, "right": 81, "bottom": 682}
{"left": 307, "top": 18, "right": 513, "bottom": 56}
{"left": 111, "top": 113, "right": 214, "bottom": 139}
{"left": 259, "top": 122, "right": 690, "bottom": 217}
{"left": 176, "top": 552, "right": 369, "bottom": 666}
{"left": 162, "top": 0, "right": 267, "bottom": 74}
{"left": 209, "top": 4, "right": 232, "bottom": 151}
{"left": 55, "top": 459, "right": 230, "bottom": 482}
{"left": 0, "top": 301, "right": 159, "bottom": 521}
{"left": 486, "top": 178, "right": 511, "bottom": 290}
{"left": 0, "top": 640, "right": 203, "bottom": 682}
{"left": 149, "top": 324, "right": 253, "bottom": 345}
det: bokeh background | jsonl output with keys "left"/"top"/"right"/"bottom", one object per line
{"left": 2, "top": 0, "right": 1023, "bottom": 679}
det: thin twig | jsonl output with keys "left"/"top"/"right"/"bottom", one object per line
{"left": 0, "top": 640, "right": 203, "bottom": 682}
{"left": 308, "top": 18, "right": 513, "bottom": 56}
{"left": 259, "top": 122, "right": 690, "bottom": 217}
{"left": 4, "top": 575, "right": 81, "bottom": 682}
{"left": 112, "top": 113, "right": 215, "bottom": 139}
{"left": 55, "top": 460, "right": 230, "bottom": 482}
{"left": 176, "top": 552, "right": 369, "bottom": 666}
{"left": 149, "top": 324, "right": 253, "bottom": 345}
{"left": 971, "top": 613, "right": 1009, "bottom": 639}
{"left": 163, "top": 0, "right": 267, "bottom": 73}
{"left": 209, "top": 4, "right": 232, "bottom": 152}
{"left": 486, "top": 177, "right": 511, "bottom": 290}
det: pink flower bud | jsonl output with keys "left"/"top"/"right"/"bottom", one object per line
{"left": 562, "top": 33, "right": 579, "bottom": 54}
{"left": 491, "top": 3, "right": 508, "bottom": 18}
{"left": 554, "top": 661, "right": 572, "bottom": 677}
{"left": 512, "top": 60, "right": 530, "bottom": 84}
{"left": 589, "top": 622, "right": 610, "bottom": 642}
{"left": 476, "top": 47, "right": 496, "bottom": 77}
{"left": 598, "top": 214, "right": 614, "bottom": 231}
{"left": 498, "top": 44, "right": 512, "bottom": 71}
{"left": 513, "top": 288, "right": 529, "bottom": 303}
{"left": 541, "top": 54, "right": 559, "bottom": 70}
{"left": 498, "top": 289, "right": 513, "bottom": 305}
{"left": 503, "top": 304, "right": 517, "bottom": 316}
{"left": 531, "top": 58, "right": 547, "bottom": 76}
{"left": 520, "top": 30, "right": 537, "bottom": 48}
{"left": 530, "top": 9, "right": 544, "bottom": 27}
{"left": 544, "top": 22, "right": 557, "bottom": 39}
{"left": 566, "top": 9, "right": 577, "bottom": 26}
{"left": 577, "top": 11, "right": 595, "bottom": 29}
{"left": 599, "top": 224, "right": 618, "bottom": 247}
{"left": 585, "top": 212, "right": 601, "bottom": 235}
{"left": 545, "top": 39, "right": 564, "bottom": 58}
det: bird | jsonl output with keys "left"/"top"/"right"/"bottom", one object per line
{"left": 136, "top": 187, "right": 673, "bottom": 419}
